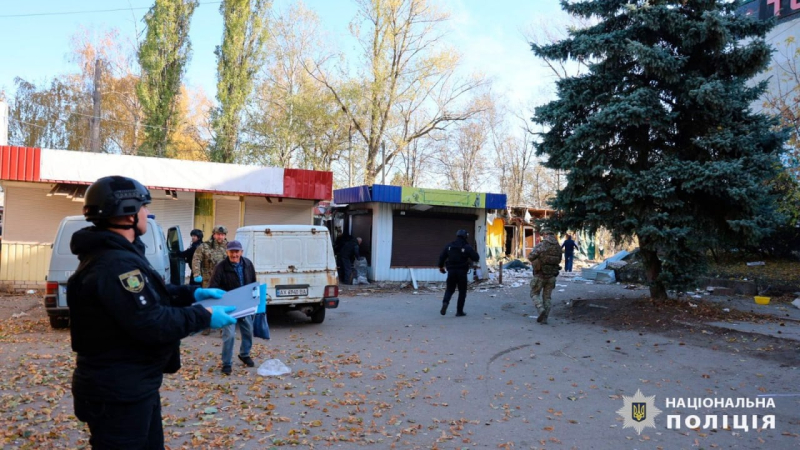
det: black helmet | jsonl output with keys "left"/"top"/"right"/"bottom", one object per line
{"left": 83, "top": 175, "right": 152, "bottom": 222}
{"left": 456, "top": 229, "right": 469, "bottom": 238}
{"left": 190, "top": 229, "right": 204, "bottom": 240}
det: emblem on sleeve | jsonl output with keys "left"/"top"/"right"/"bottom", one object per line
{"left": 119, "top": 269, "right": 146, "bottom": 293}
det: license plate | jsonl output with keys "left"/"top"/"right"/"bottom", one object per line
{"left": 276, "top": 288, "right": 308, "bottom": 297}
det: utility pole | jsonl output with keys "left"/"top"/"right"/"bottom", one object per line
{"left": 89, "top": 59, "right": 102, "bottom": 152}
{"left": 0, "top": 101, "right": 8, "bottom": 146}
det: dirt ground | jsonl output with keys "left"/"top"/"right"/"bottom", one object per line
{"left": 1, "top": 281, "right": 799, "bottom": 449}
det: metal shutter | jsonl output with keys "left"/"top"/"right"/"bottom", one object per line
{"left": 243, "top": 197, "right": 313, "bottom": 225}
{"left": 390, "top": 212, "right": 476, "bottom": 267}
{"left": 146, "top": 192, "right": 195, "bottom": 249}
{"left": 4, "top": 184, "right": 83, "bottom": 243}
{"left": 214, "top": 198, "right": 241, "bottom": 235}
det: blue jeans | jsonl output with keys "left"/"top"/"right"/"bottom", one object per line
{"left": 564, "top": 254, "right": 574, "bottom": 272}
{"left": 221, "top": 316, "right": 253, "bottom": 366}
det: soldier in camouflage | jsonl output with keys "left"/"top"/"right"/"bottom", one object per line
{"left": 527, "top": 227, "right": 562, "bottom": 325}
{"left": 192, "top": 225, "right": 229, "bottom": 288}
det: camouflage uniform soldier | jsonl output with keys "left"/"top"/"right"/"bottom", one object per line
{"left": 192, "top": 225, "right": 229, "bottom": 288}
{"left": 527, "top": 227, "right": 562, "bottom": 324}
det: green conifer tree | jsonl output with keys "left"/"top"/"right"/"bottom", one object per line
{"left": 136, "top": 0, "right": 198, "bottom": 157}
{"left": 532, "top": 0, "right": 787, "bottom": 299}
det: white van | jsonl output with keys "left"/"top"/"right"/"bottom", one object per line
{"left": 44, "top": 215, "right": 184, "bottom": 329}
{"left": 235, "top": 225, "right": 339, "bottom": 324}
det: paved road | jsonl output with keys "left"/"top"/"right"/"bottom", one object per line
{"left": 1, "top": 280, "right": 798, "bottom": 449}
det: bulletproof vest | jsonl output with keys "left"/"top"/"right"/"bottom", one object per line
{"left": 447, "top": 241, "right": 467, "bottom": 265}
{"left": 540, "top": 237, "right": 562, "bottom": 277}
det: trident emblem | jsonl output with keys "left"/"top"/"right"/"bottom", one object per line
{"left": 632, "top": 402, "right": 646, "bottom": 422}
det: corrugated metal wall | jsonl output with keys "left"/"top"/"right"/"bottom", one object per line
{"left": 474, "top": 209, "right": 488, "bottom": 277}
{"left": 147, "top": 193, "right": 196, "bottom": 250}
{"left": 0, "top": 243, "right": 50, "bottom": 281}
{"left": 369, "top": 202, "right": 488, "bottom": 282}
{"left": 243, "top": 197, "right": 313, "bottom": 225}
{"left": 214, "top": 198, "right": 241, "bottom": 236}
{"left": 370, "top": 203, "right": 392, "bottom": 281}
{"left": 5, "top": 183, "right": 82, "bottom": 243}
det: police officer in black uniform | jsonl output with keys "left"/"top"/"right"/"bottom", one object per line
{"left": 437, "top": 229, "right": 480, "bottom": 317}
{"left": 67, "top": 175, "right": 238, "bottom": 449}
{"left": 179, "top": 229, "right": 204, "bottom": 285}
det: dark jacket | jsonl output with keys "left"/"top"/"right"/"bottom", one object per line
{"left": 438, "top": 236, "right": 480, "bottom": 272}
{"left": 67, "top": 227, "right": 211, "bottom": 403}
{"left": 209, "top": 256, "right": 256, "bottom": 291}
{"left": 179, "top": 240, "right": 202, "bottom": 279}
{"left": 561, "top": 238, "right": 577, "bottom": 257}
{"left": 179, "top": 240, "right": 202, "bottom": 264}
{"left": 337, "top": 235, "right": 359, "bottom": 262}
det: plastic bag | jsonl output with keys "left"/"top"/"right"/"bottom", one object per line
{"left": 257, "top": 358, "right": 291, "bottom": 377}
{"left": 252, "top": 312, "right": 270, "bottom": 340}
{"left": 353, "top": 257, "right": 370, "bottom": 285}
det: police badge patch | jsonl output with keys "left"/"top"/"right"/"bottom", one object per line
{"left": 119, "top": 269, "right": 145, "bottom": 293}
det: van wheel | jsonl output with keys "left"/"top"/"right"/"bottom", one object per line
{"left": 49, "top": 316, "right": 69, "bottom": 329}
{"left": 310, "top": 306, "right": 325, "bottom": 324}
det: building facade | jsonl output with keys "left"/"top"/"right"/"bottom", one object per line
{"left": 334, "top": 185, "right": 506, "bottom": 283}
{"left": 0, "top": 146, "right": 332, "bottom": 290}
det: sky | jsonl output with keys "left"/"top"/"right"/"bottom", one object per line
{"left": 0, "top": 0, "right": 566, "bottom": 108}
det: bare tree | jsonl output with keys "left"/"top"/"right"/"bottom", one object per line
{"left": 245, "top": 2, "right": 351, "bottom": 170}
{"left": 762, "top": 37, "right": 800, "bottom": 179}
{"left": 435, "top": 96, "right": 491, "bottom": 192}
{"left": 306, "top": 0, "right": 485, "bottom": 184}
{"left": 522, "top": 14, "right": 595, "bottom": 81}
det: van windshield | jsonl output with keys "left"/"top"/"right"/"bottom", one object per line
{"left": 55, "top": 220, "right": 157, "bottom": 256}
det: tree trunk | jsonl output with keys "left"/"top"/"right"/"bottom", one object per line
{"left": 364, "top": 153, "right": 376, "bottom": 185}
{"left": 638, "top": 237, "right": 668, "bottom": 301}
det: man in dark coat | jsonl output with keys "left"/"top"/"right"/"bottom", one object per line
{"left": 335, "top": 233, "right": 359, "bottom": 285}
{"left": 561, "top": 233, "right": 577, "bottom": 273}
{"left": 210, "top": 240, "right": 257, "bottom": 375}
{"left": 437, "top": 229, "right": 480, "bottom": 317}
{"left": 67, "top": 175, "right": 236, "bottom": 448}
{"left": 179, "top": 229, "right": 204, "bottom": 285}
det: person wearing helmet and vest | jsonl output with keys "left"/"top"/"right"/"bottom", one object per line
{"left": 178, "top": 229, "right": 204, "bottom": 285}
{"left": 67, "top": 175, "right": 238, "bottom": 449}
{"left": 437, "top": 229, "right": 480, "bottom": 317}
{"left": 527, "top": 226, "right": 562, "bottom": 324}
{"left": 192, "top": 225, "right": 229, "bottom": 288}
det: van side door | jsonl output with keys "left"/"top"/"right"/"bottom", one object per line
{"left": 167, "top": 226, "right": 184, "bottom": 285}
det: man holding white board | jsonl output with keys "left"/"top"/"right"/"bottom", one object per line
{"left": 209, "top": 240, "right": 257, "bottom": 375}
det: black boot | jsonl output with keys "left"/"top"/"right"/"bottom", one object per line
{"left": 440, "top": 302, "right": 449, "bottom": 316}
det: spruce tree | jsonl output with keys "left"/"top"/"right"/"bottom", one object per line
{"left": 532, "top": 0, "right": 787, "bottom": 300}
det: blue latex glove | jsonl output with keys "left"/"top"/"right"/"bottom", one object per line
{"left": 194, "top": 276, "right": 203, "bottom": 283}
{"left": 194, "top": 288, "right": 225, "bottom": 302}
{"left": 257, "top": 283, "right": 267, "bottom": 314}
{"left": 208, "top": 305, "right": 237, "bottom": 328}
